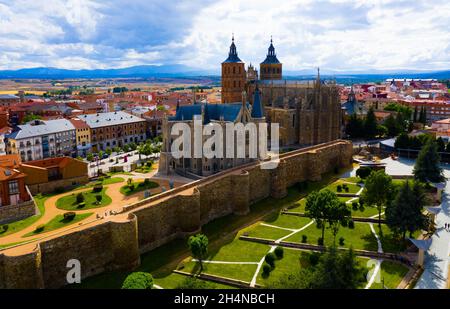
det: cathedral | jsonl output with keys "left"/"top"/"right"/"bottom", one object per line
{"left": 159, "top": 36, "right": 343, "bottom": 177}
{"left": 222, "top": 36, "right": 343, "bottom": 147}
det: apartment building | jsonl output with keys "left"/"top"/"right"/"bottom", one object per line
{"left": 6, "top": 119, "right": 76, "bottom": 162}
{"left": 78, "top": 111, "right": 147, "bottom": 152}
{"left": 69, "top": 118, "right": 92, "bottom": 157}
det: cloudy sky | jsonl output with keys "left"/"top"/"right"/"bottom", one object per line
{"left": 0, "top": 0, "right": 449, "bottom": 73}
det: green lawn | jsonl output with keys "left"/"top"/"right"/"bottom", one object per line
{"left": 284, "top": 222, "right": 379, "bottom": 251}
{"left": 134, "top": 165, "right": 154, "bottom": 174}
{"left": 207, "top": 237, "right": 269, "bottom": 262}
{"left": 102, "top": 177, "right": 125, "bottom": 185}
{"left": 120, "top": 180, "right": 160, "bottom": 196}
{"left": 370, "top": 261, "right": 409, "bottom": 289}
{"left": 262, "top": 213, "right": 312, "bottom": 230}
{"left": 154, "top": 273, "right": 235, "bottom": 289}
{"left": 56, "top": 188, "right": 112, "bottom": 210}
{"left": 348, "top": 202, "right": 381, "bottom": 218}
{"left": 106, "top": 171, "right": 134, "bottom": 177}
{"left": 243, "top": 224, "right": 292, "bottom": 240}
{"left": 183, "top": 260, "right": 257, "bottom": 283}
{"left": 324, "top": 180, "right": 361, "bottom": 194}
{"left": 0, "top": 194, "right": 49, "bottom": 238}
{"left": 257, "top": 248, "right": 306, "bottom": 286}
{"left": 23, "top": 213, "right": 93, "bottom": 237}
{"left": 376, "top": 224, "right": 421, "bottom": 253}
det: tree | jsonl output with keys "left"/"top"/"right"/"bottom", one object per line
{"left": 188, "top": 234, "right": 209, "bottom": 271}
{"left": 384, "top": 114, "right": 400, "bottom": 137}
{"left": 305, "top": 190, "right": 342, "bottom": 243}
{"left": 364, "top": 107, "right": 378, "bottom": 139}
{"left": 87, "top": 153, "right": 94, "bottom": 162}
{"left": 361, "top": 170, "right": 394, "bottom": 227}
{"left": 327, "top": 202, "right": 351, "bottom": 244}
{"left": 121, "top": 272, "right": 153, "bottom": 289}
{"left": 105, "top": 148, "right": 112, "bottom": 156}
{"left": 21, "top": 113, "right": 42, "bottom": 124}
{"left": 394, "top": 132, "right": 410, "bottom": 149}
{"left": 386, "top": 181, "right": 428, "bottom": 240}
{"left": 413, "top": 106, "right": 418, "bottom": 122}
{"left": 436, "top": 137, "right": 446, "bottom": 153}
{"left": 76, "top": 193, "right": 84, "bottom": 204}
{"left": 95, "top": 194, "right": 102, "bottom": 205}
{"left": 413, "top": 138, "right": 445, "bottom": 183}
{"left": 345, "top": 114, "right": 364, "bottom": 138}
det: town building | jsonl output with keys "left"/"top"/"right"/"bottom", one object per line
{"left": 0, "top": 154, "right": 35, "bottom": 224}
{"left": 5, "top": 119, "right": 77, "bottom": 162}
{"left": 0, "top": 94, "right": 20, "bottom": 108}
{"left": 77, "top": 111, "right": 147, "bottom": 152}
{"left": 19, "top": 157, "right": 89, "bottom": 194}
{"left": 69, "top": 118, "right": 92, "bottom": 157}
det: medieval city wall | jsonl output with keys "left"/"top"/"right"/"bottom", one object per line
{"left": 0, "top": 140, "right": 352, "bottom": 289}
{"left": 0, "top": 199, "right": 36, "bottom": 225}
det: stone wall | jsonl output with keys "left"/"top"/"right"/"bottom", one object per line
{"left": 0, "top": 199, "right": 36, "bottom": 225}
{"left": 27, "top": 176, "right": 89, "bottom": 195}
{"left": 0, "top": 140, "right": 352, "bottom": 289}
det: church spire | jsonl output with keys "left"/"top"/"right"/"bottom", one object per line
{"left": 223, "top": 34, "right": 242, "bottom": 63}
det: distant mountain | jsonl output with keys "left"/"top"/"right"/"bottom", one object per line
{"left": 0, "top": 65, "right": 448, "bottom": 82}
{"left": 0, "top": 65, "right": 216, "bottom": 79}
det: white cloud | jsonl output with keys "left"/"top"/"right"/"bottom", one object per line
{"left": 0, "top": 0, "right": 449, "bottom": 72}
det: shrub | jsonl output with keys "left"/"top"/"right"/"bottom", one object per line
{"left": 337, "top": 185, "right": 342, "bottom": 192}
{"left": 356, "top": 167, "right": 372, "bottom": 179}
{"left": 121, "top": 272, "right": 153, "bottom": 289}
{"left": 144, "top": 178, "right": 150, "bottom": 185}
{"left": 95, "top": 195, "right": 102, "bottom": 204}
{"left": 274, "top": 246, "right": 284, "bottom": 259}
{"left": 63, "top": 212, "right": 76, "bottom": 221}
{"left": 359, "top": 197, "right": 364, "bottom": 206}
{"left": 92, "top": 184, "right": 103, "bottom": 193}
{"left": 265, "top": 252, "right": 276, "bottom": 268}
{"left": 1, "top": 225, "right": 8, "bottom": 232}
{"left": 146, "top": 161, "right": 152, "bottom": 167}
{"left": 348, "top": 220, "right": 355, "bottom": 229}
{"left": 76, "top": 193, "right": 84, "bottom": 204}
{"left": 301, "top": 235, "right": 308, "bottom": 243}
{"left": 77, "top": 202, "right": 86, "bottom": 209}
{"left": 128, "top": 184, "right": 135, "bottom": 191}
{"left": 35, "top": 224, "right": 45, "bottom": 232}
{"left": 262, "top": 263, "right": 272, "bottom": 275}
{"left": 339, "top": 237, "right": 345, "bottom": 246}
{"left": 344, "top": 186, "right": 349, "bottom": 193}
{"left": 359, "top": 205, "right": 365, "bottom": 212}
{"left": 318, "top": 237, "right": 324, "bottom": 246}
{"left": 352, "top": 202, "right": 359, "bottom": 211}
{"left": 309, "top": 252, "right": 320, "bottom": 266}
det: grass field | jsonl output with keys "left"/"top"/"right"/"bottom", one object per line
{"left": 370, "top": 261, "right": 409, "bottom": 289}
{"left": 0, "top": 194, "right": 49, "bottom": 238}
{"left": 324, "top": 180, "right": 361, "bottom": 194}
{"left": 284, "top": 221, "right": 379, "bottom": 251}
{"left": 56, "top": 188, "right": 112, "bottom": 210}
{"left": 120, "top": 180, "right": 160, "bottom": 196}
{"left": 243, "top": 223, "right": 292, "bottom": 240}
{"left": 182, "top": 261, "right": 258, "bottom": 283}
{"left": 23, "top": 213, "right": 93, "bottom": 237}
{"left": 153, "top": 273, "right": 235, "bottom": 289}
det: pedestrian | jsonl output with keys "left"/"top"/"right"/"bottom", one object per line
{"left": 445, "top": 223, "right": 448, "bottom": 230}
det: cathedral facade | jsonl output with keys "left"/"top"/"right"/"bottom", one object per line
{"left": 222, "top": 37, "right": 343, "bottom": 147}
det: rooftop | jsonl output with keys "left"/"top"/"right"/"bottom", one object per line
{"left": 7, "top": 119, "right": 76, "bottom": 140}
{"left": 77, "top": 111, "right": 145, "bottom": 128}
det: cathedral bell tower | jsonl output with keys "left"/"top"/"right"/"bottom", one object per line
{"left": 221, "top": 35, "right": 246, "bottom": 103}
{"left": 260, "top": 37, "right": 282, "bottom": 81}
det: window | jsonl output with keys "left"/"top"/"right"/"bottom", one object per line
{"left": 8, "top": 180, "right": 19, "bottom": 195}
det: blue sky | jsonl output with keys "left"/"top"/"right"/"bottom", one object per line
{"left": 0, "top": 0, "right": 449, "bottom": 72}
